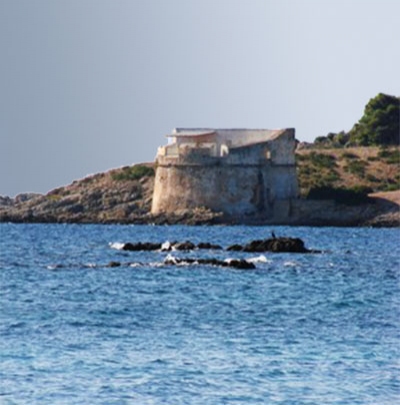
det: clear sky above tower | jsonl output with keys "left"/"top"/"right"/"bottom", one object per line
{"left": 1, "top": 0, "right": 399, "bottom": 196}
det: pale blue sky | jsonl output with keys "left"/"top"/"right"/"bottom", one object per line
{"left": 1, "top": 0, "right": 399, "bottom": 196}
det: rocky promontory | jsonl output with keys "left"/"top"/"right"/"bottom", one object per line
{"left": 2, "top": 93, "right": 398, "bottom": 227}
{"left": 0, "top": 162, "right": 399, "bottom": 227}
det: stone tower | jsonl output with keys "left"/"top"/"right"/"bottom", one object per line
{"left": 151, "top": 128, "right": 299, "bottom": 219}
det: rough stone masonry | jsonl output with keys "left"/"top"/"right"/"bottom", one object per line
{"left": 151, "top": 128, "right": 299, "bottom": 220}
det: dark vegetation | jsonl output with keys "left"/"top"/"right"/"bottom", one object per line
{"left": 297, "top": 146, "right": 400, "bottom": 200}
{"left": 111, "top": 165, "right": 154, "bottom": 181}
{"left": 350, "top": 93, "right": 399, "bottom": 146}
{"left": 306, "top": 186, "right": 373, "bottom": 206}
{"left": 297, "top": 92, "right": 399, "bottom": 203}
{"left": 314, "top": 93, "right": 399, "bottom": 147}
{"left": 343, "top": 159, "right": 368, "bottom": 177}
{"left": 377, "top": 148, "right": 400, "bottom": 165}
{"left": 296, "top": 152, "right": 339, "bottom": 191}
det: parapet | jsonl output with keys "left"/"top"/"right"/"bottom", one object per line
{"left": 156, "top": 128, "right": 296, "bottom": 166}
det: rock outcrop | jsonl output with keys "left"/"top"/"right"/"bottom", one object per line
{"left": 163, "top": 257, "right": 255, "bottom": 270}
{"left": 113, "top": 237, "right": 318, "bottom": 254}
{"left": 0, "top": 164, "right": 398, "bottom": 227}
{"left": 120, "top": 242, "right": 162, "bottom": 251}
{"left": 227, "top": 237, "right": 318, "bottom": 253}
{"left": 0, "top": 165, "right": 156, "bottom": 224}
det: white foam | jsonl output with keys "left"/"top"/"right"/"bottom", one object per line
{"left": 164, "top": 254, "right": 178, "bottom": 264}
{"left": 149, "top": 262, "right": 165, "bottom": 268}
{"left": 161, "top": 241, "right": 172, "bottom": 251}
{"left": 248, "top": 255, "right": 272, "bottom": 264}
{"left": 163, "top": 255, "right": 194, "bottom": 266}
{"left": 284, "top": 261, "right": 299, "bottom": 267}
{"left": 109, "top": 242, "right": 125, "bottom": 250}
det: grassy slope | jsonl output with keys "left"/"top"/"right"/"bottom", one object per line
{"left": 0, "top": 164, "right": 155, "bottom": 223}
{"left": 296, "top": 146, "right": 400, "bottom": 196}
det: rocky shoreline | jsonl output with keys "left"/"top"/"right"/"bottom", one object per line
{"left": 0, "top": 200, "right": 398, "bottom": 227}
{"left": 1, "top": 165, "right": 399, "bottom": 227}
{"left": 1, "top": 194, "right": 399, "bottom": 227}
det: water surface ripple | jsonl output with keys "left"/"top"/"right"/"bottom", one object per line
{"left": 0, "top": 224, "right": 399, "bottom": 404}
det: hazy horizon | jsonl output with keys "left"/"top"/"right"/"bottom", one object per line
{"left": 1, "top": 0, "right": 399, "bottom": 197}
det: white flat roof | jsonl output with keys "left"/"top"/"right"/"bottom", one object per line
{"left": 166, "top": 130, "right": 216, "bottom": 138}
{"left": 164, "top": 128, "right": 293, "bottom": 147}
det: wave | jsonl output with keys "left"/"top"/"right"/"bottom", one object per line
{"left": 247, "top": 255, "right": 272, "bottom": 264}
{"left": 109, "top": 242, "right": 125, "bottom": 250}
{"left": 284, "top": 261, "right": 300, "bottom": 267}
{"left": 161, "top": 241, "right": 172, "bottom": 251}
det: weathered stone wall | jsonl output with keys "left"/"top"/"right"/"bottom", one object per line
{"left": 152, "top": 162, "right": 298, "bottom": 217}
{"left": 151, "top": 128, "right": 299, "bottom": 219}
{"left": 267, "top": 129, "right": 296, "bottom": 165}
{"left": 152, "top": 164, "right": 270, "bottom": 216}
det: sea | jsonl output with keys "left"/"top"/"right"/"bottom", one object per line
{"left": 0, "top": 223, "right": 399, "bottom": 404}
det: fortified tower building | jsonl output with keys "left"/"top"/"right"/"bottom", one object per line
{"left": 151, "top": 128, "right": 299, "bottom": 219}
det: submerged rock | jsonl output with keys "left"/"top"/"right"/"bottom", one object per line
{"left": 173, "top": 241, "right": 196, "bottom": 251}
{"left": 226, "top": 244, "right": 244, "bottom": 251}
{"left": 121, "top": 242, "right": 161, "bottom": 251}
{"left": 164, "top": 257, "right": 255, "bottom": 270}
{"left": 197, "top": 242, "right": 222, "bottom": 250}
{"left": 107, "top": 261, "right": 121, "bottom": 267}
{"left": 224, "top": 259, "right": 256, "bottom": 269}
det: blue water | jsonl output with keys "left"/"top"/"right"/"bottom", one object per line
{"left": 0, "top": 224, "right": 399, "bottom": 404}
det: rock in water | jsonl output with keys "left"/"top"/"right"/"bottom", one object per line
{"left": 243, "top": 237, "right": 309, "bottom": 253}
{"left": 164, "top": 257, "right": 255, "bottom": 270}
{"left": 121, "top": 242, "right": 161, "bottom": 251}
{"left": 172, "top": 241, "right": 196, "bottom": 251}
{"left": 226, "top": 244, "right": 244, "bottom": 251}
{"left": 107, "top": 261, "right": 121, "bottom": 267}
{"left": 223, "top": 259, "right": 256, "bottom": 269}
{"left": 197, "top": 242, "right": 223, "bottom": 250}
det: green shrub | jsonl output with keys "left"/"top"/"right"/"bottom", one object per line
{"left": 351, "top": 185, "right": 373, "bottom": 194}
{"left": 366, "top": 174, "right": 379, "bottom": 183}
{"left": 308, "top": 152, "right": 337, "bottom": 169}
{"left": 382, "top": 183, "right": 400, "bottom": 192}
{"left": 314, "top": 136, "right": 330, "bottom": 145}
{"left": 342, "top": 152, "right": 358, "bottom": 160}
{"left": 344, "top": 160, "right": 368, "bottom": 178}
{"left": 349, "top": 93, "right": 400, "bottom": 146}
{"left": 377, "top": 148, "right": 400, "bottom": 165}
{"left": 295, "top": 154, "right": 308, "bottom": 162}
{"left": 307, "top": 186, "right": 372, "bottom": 205}
{"left": 297, "top": 153, "right": 341, "bottom": 196}
{"left": 313, "top": 131, "right": 349, "bottom": 148}
{"left": 111, "top": 165, "right": 154, "bottom": 181}
{"left": 324, "top": 170, "right": 340, "bottom": 183}
{"left": 47, "top": 194, "right": 62, "bottom": 202}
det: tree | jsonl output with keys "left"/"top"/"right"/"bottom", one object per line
{"left": 349, "top": 93, "right": 400, "bottom": 146}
